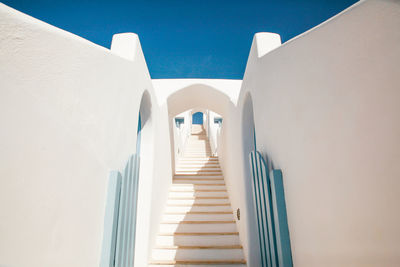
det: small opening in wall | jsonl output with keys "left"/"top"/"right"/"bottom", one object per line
{"left": 214, "top": 117, "right": 223, "bottom": 127}
{"left": 175, "top": 117, "right": 184, "bottom": 128}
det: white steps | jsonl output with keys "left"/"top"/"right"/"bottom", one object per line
{"left": 163, "top": 213, "right": 233, "bottom": 221}
{"left": 170, "top": 184, "right": 226, "bottom": 190}
{"left": 151, "top": 247, "right": 244, "bottom": 261}
{"left": 156, "top": 232, "right": 241, "bottom": 246}
{"left": 173, "top": 180, "right": 225, "bottom": 185}
{"left": 149, "top": 264, "right": 245, "bottom": 267}
{"left": 159, "top": 222, "right": 236, "bottom": 234}
{"left": 165, "top": 205, "right": 232, "bottom": 213}
{"left": 169, "top": 191, "right": 227, "bottom": 197}
{"left": 149, "top": 125, "right": 246, "bottom": 266}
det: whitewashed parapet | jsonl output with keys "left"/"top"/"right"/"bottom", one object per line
{"left": 111, "top": 33, "right": 140, "bottom": 61}
{"left": 254, "top": 32, "right": 282, "bottom": 58}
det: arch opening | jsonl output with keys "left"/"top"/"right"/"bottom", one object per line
{"left": 241, "top": 92, "right": 262, "bottom": 266}
{"left": 169, "top": 107, "right": 223, "bottom": 172}
{"left": 166, "top": 84, "right": 233, "bottom": 173}
{"left": 133, "top": 90, "right": 155, "bottom": 266}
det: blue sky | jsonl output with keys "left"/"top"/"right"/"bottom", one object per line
{"left": 4, "top": 0, "right": 358, "bottom": 79}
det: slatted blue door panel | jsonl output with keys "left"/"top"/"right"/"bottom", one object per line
{"left": 249, "top": 151, "right": 292, "bottom": 267}
{"left": 100, "top": 154, "right": 140, "bottom": 267}
{"left": 115, "top": 154, "right": 140, "bottom": 267}
{"left": 250, "top": 151, "right": 266, "bottom": 266}
{"left": 249, "top": 151, "right": 277, "bottom": 267}
{"left": 270, "top": 170, "right": 293, "bottom": 267}
{"left": 100, "top": 171, "right": 122, "bottom": 267}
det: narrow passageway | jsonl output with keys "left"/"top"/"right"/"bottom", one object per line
{"left": 149, "top": 125, "right": 246, "bottom": 266}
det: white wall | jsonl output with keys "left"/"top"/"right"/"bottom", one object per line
{"left": 138, "top": 99, "right": 173, "bottom": 267}
{"left": 234, "top": 0, "right": 400, "bottom": 266}
{"left": 172, "top": 111, "right": 192, "bottom": 167}
{"left": 207, "top": 111, "right": 222, "bottom": 156}
{"left": 0, "top": 4, "right": 172, "bottom": 267}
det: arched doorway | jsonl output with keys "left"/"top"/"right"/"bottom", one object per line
{"left": 241, "top": 93, "right": 262, "bottom": 266}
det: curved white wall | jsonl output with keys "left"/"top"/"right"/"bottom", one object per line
{"left": 0, "top": 4, "right": 172, "bottom": 267}
{"left": 237, "top": 0, "right": 400, "bottom": 265}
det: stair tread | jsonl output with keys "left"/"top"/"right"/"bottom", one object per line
{"left": 170, "top": 190, "right": 226, "bottom": 192}
{"left": 149, "top": 259, "right": 246, "bottom": 264}
{"left": 169, "top": 197, "right": 228, "bottom": 199}
{"left": 164, "top": 211, "right": 233, "bottom": 214}
{"left": 158, "top": 232, "right": 239, "bottom": 236}
{"left": 161, "top": 221, "right": 235, "bottom": 224}
{"left": 174, "top": 178, "right": 224, "bottom": 180}
{"left": 154, "top": 245, "right": 243, "bottom": 249}
{"left": 167, "top": 203, "right": 230, "bottom": 206}
{"left": 173, "top": 184, "right": 225, "bottom": 186}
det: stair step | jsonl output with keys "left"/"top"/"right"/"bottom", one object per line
{"left": 183, "top": 155, "right": 213, "bottom": 157}
{"left": 167, "top": 203, "right": 230, "bottom": 206}
{"left": 169, "top": 193, "right": 227, "bottom": 198}
{"left": 159, "top": 222, "right": 236, "bottom": 233}
{"left": 155, "top": 245, "right": 242, "bottom": 249}
{"left": 151, "top": 247, "right": 244, "bottom": 260}
{"left": 164, "top": 211, "right": 232, "bottom": 214}
{"left": 170, "top": 193, "right": 227, "bottom": 198}
{"left": 176, "top": 168, "right": 221, "bottom": 171}
{"left": 169, "top": 196, "right": 228, "bottom": 199}
{"left": 170, "top": 188, "right": 227, "bottom": 192}
{"left": 175, "top": 170, "right": 222, "bottom": 173}
{"left": 158, "top": 232, "right": 239, "bottom": 236}
{"left": 173, "top": 178, "right": 224, "bottom": 181}
{"left": 170, "top": 184, "right": 226, "bottom": 190}
{"left": 149, "top": 264, "right": 246, "bottom": 267}
{"left": 174, "top": 175, "right": 223, "bottom": 178}
{"left": 156, "top": 233, "right": 241, "bottom": 246}
{"left": 163, "top": 213, "right": 233, "bottom": 221}
{"left": 178, "top": 158, "right": 218, "bottom": 161}
{"left": 177, "top": 161, "right": 218, "bottom": 163}
{"left": 149, "top": 263, "right": 246, "bottom": 267}
{"left": 168, "top": 198, "right": 229, "bottom": 205}
{"left": 177, "top": 164, "right": 219, "bottom": 166}
{"left": 165, "top": 205, "right": 232, "bottom": 213}
{"left": 173, "top": 180, "right": 225, "bottom": 185}
{"left": 184, "top": 152, "right": 212, "bottom": 154}
{"left": 176, "top": 167, "right": 220, "bottom": 170}
{"left": 175, "top": 168, "right": 221, "bottom": 171}
{"left": 180, "top": 158, "right": 218, "bottom": 161}
{"left": 175, "top": 172, "right": 222, "bottom": 176}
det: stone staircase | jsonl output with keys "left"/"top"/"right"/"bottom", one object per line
{"left": 149, "top": 125, "right": 246, "bottom": 266}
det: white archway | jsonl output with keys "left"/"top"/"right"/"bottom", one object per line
{"left": 166, "top": 84, "right": 234, "bottom": 173}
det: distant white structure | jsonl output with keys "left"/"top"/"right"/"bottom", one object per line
{"left": 1, "top": 0, "right": 400, "bottom": 266}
